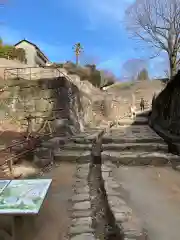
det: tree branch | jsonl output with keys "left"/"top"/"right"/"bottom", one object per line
{"left": 125, "top": 0, "right": 180, "bottom": 77}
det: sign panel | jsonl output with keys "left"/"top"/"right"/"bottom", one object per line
{"left": 0, "top": 180, "right": 10, "bottom": 194}
{"left": 0, "top": 179, "right": 52, "bottom": 214}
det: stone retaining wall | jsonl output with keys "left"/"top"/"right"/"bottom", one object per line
{"left": 0, "top": 76, "right": 94, "bottom": 135}
{"left": 150, "top": 71, "right": 180, "bottom": 136}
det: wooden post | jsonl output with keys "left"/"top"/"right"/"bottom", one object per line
{"left": 26, "top": 115, "right": 32, "bottom": 139}
{"left": 12, "top": 215, "right": 36, "bottom": 240}
{"left": 47, "top": 121, "right": 53, "bottom": 136}
{"left": 8, "top": 158, "right": 13, "bottom": 179}
{"left": 30, "top": 68, "right": 31, "bottom": 80}
{"left": 12, "top": 216, "right": 24, "bottom": 240}
{"left": 4, "top": 69, "right": 6, "bottom": 80}
{"left": 7, "top": 146, "right": 14, "bottom": 179}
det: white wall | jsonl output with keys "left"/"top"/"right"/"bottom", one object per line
{"left": 15, "top": 41, "right": 47, "bottom": 67}
{"left": 15, "top": 41, "right": 36, "bottom": 66}
{"left": 34, "top": 52, "right": 47, "bottom": 66}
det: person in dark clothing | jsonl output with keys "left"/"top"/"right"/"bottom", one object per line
{"left": 140, "top": 97, "right": 145, "bottom": 111}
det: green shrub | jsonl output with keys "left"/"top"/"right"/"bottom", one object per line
{"left": 0, "top": 39, "right": 26, "bottom": 63}
{"left": 55, "top": 61, "right": 115, "bottom": 88}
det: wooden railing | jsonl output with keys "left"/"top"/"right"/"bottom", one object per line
{"left": 0, "top": 65, "right": 79, "bottom": 178}
{"left": 0, "top": 116, "right": 54, "bottom": 178}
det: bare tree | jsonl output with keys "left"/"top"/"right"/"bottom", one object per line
{"left": 121, "top": 58, "right": 148, "bottom": 80}
{"left": 99, "top": 70, "right": 116, "bottom": 88}
{"left": 125, "top": 0, "right": 180, "bottom": 79}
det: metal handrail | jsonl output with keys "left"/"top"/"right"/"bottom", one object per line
{"left": 4, "top": 65, "right": 76, "bottom": 84}
{"left": 4, "top": 66, "right": 62, "bottom": 81}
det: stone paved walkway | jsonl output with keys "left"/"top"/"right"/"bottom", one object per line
{"left": 68, "top": 162, "right": 96, "bottom": 240}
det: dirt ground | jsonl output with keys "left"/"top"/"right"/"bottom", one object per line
{"left": 30, "top": 162, "right": 76, "bottom": 240}
{"left": 114, "top": 166, "right": 180, "bottom": 240}
{"left": 0, "top": 162, "right": 76, "bottom": 240}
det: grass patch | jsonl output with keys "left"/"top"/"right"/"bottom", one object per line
{"left": 110, "top": 81, "right": 135, "bottom": 90}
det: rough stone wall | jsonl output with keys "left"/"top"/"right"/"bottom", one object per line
{"left": 0, "top": 75, "right": 94, "bottom": 135}
{"left": 101, "top": 94, "right": 132, "bottom": 121}
{"left": 109, "top": 100, "right": 130, "bottom": 120}
{"left": 2, "top": 66, "right": 135, "bottom": 127}
{"left": 150, "top": 71, "right": 180, "bottom": 135}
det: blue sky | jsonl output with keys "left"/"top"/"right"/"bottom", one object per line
{"left": 0, "top": 0, "right": 167, "bottom": 79}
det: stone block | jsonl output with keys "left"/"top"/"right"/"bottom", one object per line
{"left": 73, "top": 201, "right": 91, "bottom": 210}
{"left": 72, "top": 217, "right": 92, "bottom": 226}
{"left": 72, "top": 194, "right": 90, "bottom": 202}
{"left": 33, "top": 147, "right": 54, "bottom": 167}
{"left": 69, "top": 225, "right": 93, "bottom": 235}
{"left": 70, "top": 233, "right": 95, "bottom": 240}
{"left": 71, "top": 210, "right": 92, "bottom": 218}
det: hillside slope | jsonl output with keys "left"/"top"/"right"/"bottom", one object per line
{"left": 106, "top": 80, "right": 165, "bottom": 108}
{"left": 100, "top": 80, "right": 165, "bottom": 120}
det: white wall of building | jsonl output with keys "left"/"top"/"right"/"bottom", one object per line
{"left": 34, "top": 51, "right": 47, "bottom": 67}
{"left": 15, "top": 41, "right": 48, "bottom": 67}
{"left": 15, "top": 41, "right": 36, "bottom": 66}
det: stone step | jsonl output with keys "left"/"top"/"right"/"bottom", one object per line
{"left": 70, "top": 131, "right": 101, "bottom": 143}
{"left": 102, "top": 136, "right": 164, "bottom": 144}
{"left": 102, "top": 151, "right": 179, "bottom": 166}
{"left": 110, "top": 125, "right": 151, "bottom": 130}
{"left": 62, "top": 143, "right": 92, "bottom": 150}
{"left": 54, "top": 149, "right": 91, "bottom": 162}
{"left": 136, "top": 110, "right": 151, "bottom": 117}
{"left": 71, "top": 138, "right": 95, "bottom": 144}
{"left": 41, "top": 136, "right": 70, "bottom": 148}
{"left": 102, "top": 143, "right": 168, "bottom": 152}
{"left": 118, "top": 117, "right": 148, "bottom": 126}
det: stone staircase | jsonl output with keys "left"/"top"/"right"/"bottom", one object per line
{"left": 100, "top": 109, "right": 179, "bottom": 240}
{"left": 38, "top": 129, "right": 102, "bottom": 165}
{"left": 53, "top": 132, "right": 94, "bottom": 163}
{"left": 102, "top": 112, "right": 178, "bottom": 166}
